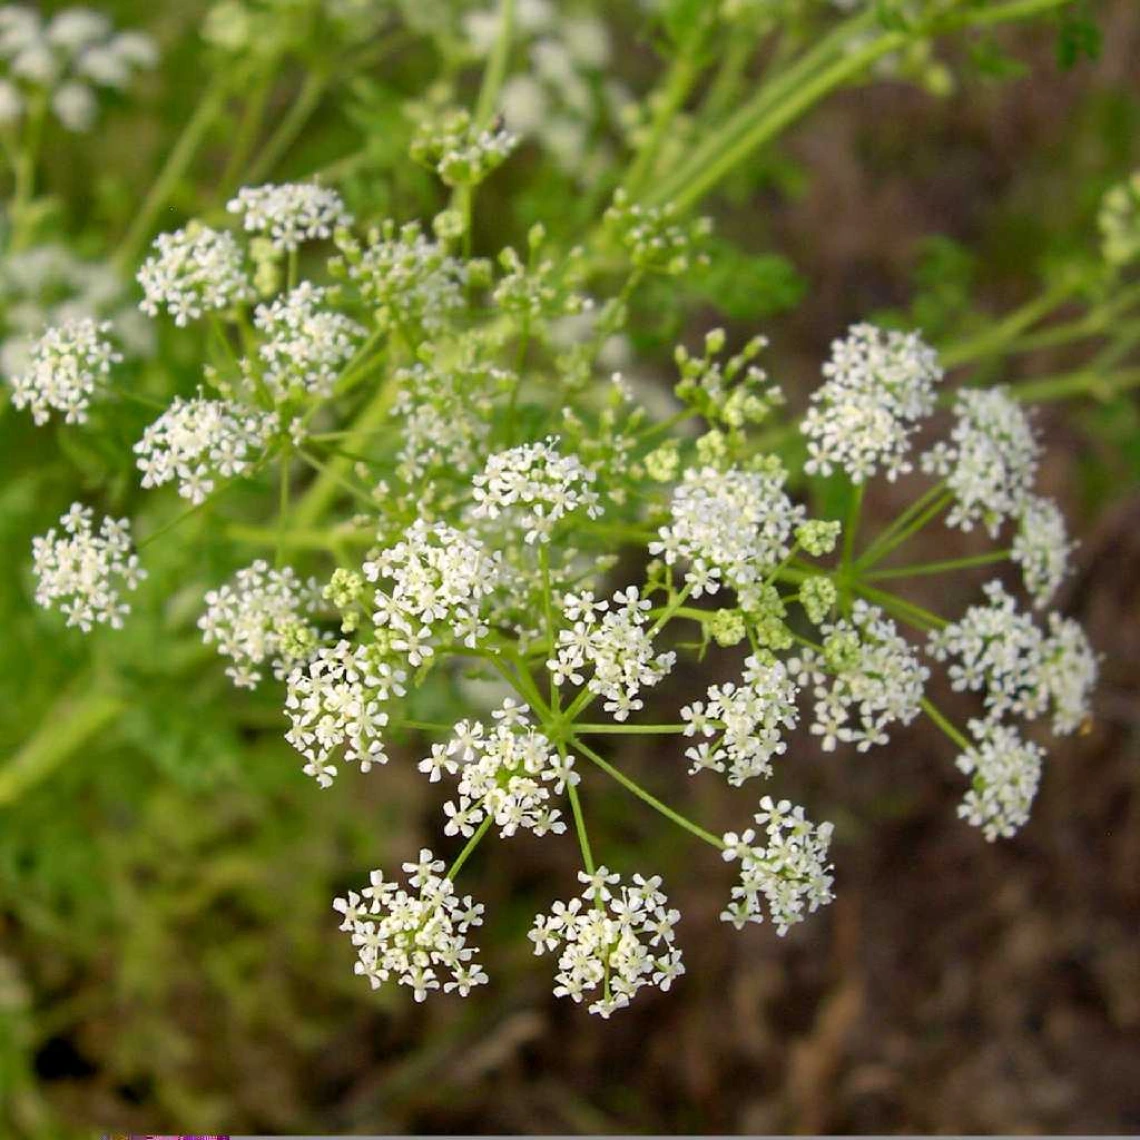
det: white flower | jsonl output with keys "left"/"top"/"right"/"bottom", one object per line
{"left": 531, "top": 869, "right": 683, "bottom": 1017}
{"left": 247, "top": 282, "right": 364, "bottom": 401}
{"left": 1012, "top": 495, "right": 1073, "bottom": 608}
{"left": 680, "top": 656, "right": 799, "bottom": 785}
{"left": 8, "top": 317, "right": 120, "bottom": 425}
{"left": 548, "top": 585, "right": 675, "bottom": 722}
{"left": 31, "top": 503, "right": 145, "bottom": 631}
{"left": 471, "top": 436, "right": 601, "bottom": 544}
{"left": 334, "top": 850, "right": 488, "bottom": 1001}
{"left": 928, "top": 580, "right": 1096, "bottom": 736}
{"left": 430, "top": 704, "right": 571, "bottom": 838}
{"left": 134, "top": 394, "right": 278, "bottom": 504}
{"left": 650, "top": 464, "right": 804, "bottom": 601}
{"left": 720, "top": 797, "right": 835, "bottom": 935}
{"left": 789, "top": 601, "right": 928, "bottom": 753}
{"left": 227, "top": 182, "right": 353, "bottom": 252}
{"left": 137, "top": 224, "right": 254, "bottom": 326}
{"left": 954, "top": 718, "right": 1045, "bottom": 841}
{"left": 364, "top": 519, "right": 503, "bottom": 659}
{"left": 342, "top": 220, "right": 468, "bottom": 334}
{"left": 922, "top": 386, "right": 1040, "bottom": 537}
{"left": 0, "top": 7, "right": 155, "bottom": 131}
{"left": 801, "top": 322, "right": 942, "bottom": 484}
{"left": 284, "top": 640, "right": 406, "bottom": 787}
{"left": 199, "top": 561, "right": 323, "bottom": 689}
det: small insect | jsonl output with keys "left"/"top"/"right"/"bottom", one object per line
{"left": 1079, "top": 715, "right": 1095, "bottom": 737}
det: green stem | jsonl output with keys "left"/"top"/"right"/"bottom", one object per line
{"left": 856, "top": 492, "right": 953, "bottom": 572}
{"left": 474, "top": 0, "right": 516, "bottom": 126}
{"left": 447, "top": 814, "right": 494, "bottom": 880}
{"left": 921, "top": 697, "right": 970, "bottom": 751}
{"left": 855, "top": 582, "right": 946, "bottom": 631}
{"left": 566, "top": 779, "right": 595, "bottom": 875}
{"left": 939, "top": 277, "right": 1079, "bottom": 369}
{"left": 244, "top": 70, "right": 328, "bottom": 186}
{"left": 570, "top": 735, "right": 725, "bottom": 851}
{"left": 0, "top": 686, "right": 123, "bottom": 807}
{"left": 575, "top": 723, "right": 689, "bottom": 735}
{"left": 623, "top": 36, "right": 707, "bottom": 198}
{"left": 115, "top": 78, "right": 230, "bottom": 272}
{"left": 654, "top": 23, "right": 902, "bottom": 211}
{"left": 1010, "top": 365, "right": 1140, "bottom": 404}
{"left": 864, "top": 550, "right": 1011, "bottom": 581}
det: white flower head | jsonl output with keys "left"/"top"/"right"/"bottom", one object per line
{"left": 334, "top": 850, "right": 488, "bottom": 1001}
{"left": 1012, "top": 495, "right": 1074, "bottom": 608}
{"left": 227, "top": 182, "right": 353, "bottom": 253}
{"left": 9, "top": 317, "right": 120, "bottom": 425}
{"left": 650, "top": 464, "right": 805, "bottom": 602}
{"left": 471, "top": 436, "right": 601, "bottom": 544}
{"left": 802, "top": 322, "right": 942, "bottom": 484}
{"left": 284, "top": 640, "right": 406, "bottom": 787}
{"left": 134, "top": 394, "right": 278, "bottom": 504}
{"left": 922, "top": 386, "right": 1040, "bottom": 538}
{"left": 954, "top": 717, "right": 1044, "bottom": 842}
{"left": 248, "top": 282, "right": 364, "bottom": 401}
{"left": 137, "top": 224, "right": 254, "bottom": 326}
{"left": 789, "top": 601, "right": 928, "bottom": 754}
{"left": 32, "top": 503, "right": 145, "bottom": 631}
{"left": 530, "top": 869, "right": 683, "bottom": 1017}
{"left": 720, "top": 797, "right": 835, "bottom": 935}
{"left": 928, "top": 580, "right": 1097, "bottom": 736}
{"left": 681, "top": 656, "right": 800, "bottom": 785}
{"left": 199, "top": 560, "right": 324, "bottom": 689}
{"left": 548, "top": 585, "right": 675, "bottom": 722}
{"left": 428, "top": 706, "right": 573, "bottom": 839}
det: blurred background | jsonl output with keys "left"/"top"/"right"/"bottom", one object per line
{"left": 1, "top": 0, "right": 1138, "bottom": 1134}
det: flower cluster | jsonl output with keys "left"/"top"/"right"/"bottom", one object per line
{"left": 0, "top": 6, "right": 156, "bottom": 132}
{"left": 391, "top": 360, "right": 504, "bottom": 483}
{"left": 681, "top": 656, "right": 800, "bottom": 785}
{"left": 928, "top": 580, "right": 1097, "bottom": 737}
{"left": 421, "top": 703, "right": 574, "bottom": 839}
{"left": 548, "top": 587, "right": 675, "bottom": 721}
{"left": 247, "top": 282, "right": 364, "bottom": 401}
{"left": 227, "top": 182, "right": 353, "bottom": 253}
{"left": 471, "top": 437, "right": 601, "bottom": 544}
{"left": 1012, "top": 495, "right": 1073, "bottom": 608}
{"left": 604, "top": 189, "right": 711, "bottom": 276}
{"left": 802, "top": 322, "right": 942, "bottom": 483}
{"left": 8, "top": 317, "right": 120, "bottom": 425}
{"left": 198, "top": 561, "right": 323, "bottom": 689}
{"left": 954, "top": 718, "right": 1044, "bottom": 842}
{"left": 922, "top": 386, "right": 1039, "bottom": 537}
{"left": 0, "top": 245, "right": 146, "bottom": 378}
{"left": 134, "top": 395, "right": 278, "bottom": 504}
{"left": 529, "top": 868, "right": 684, "bottom": 1018}
{"left": 284, "top": 640, "right": 407, "bottom": 787}
{"left": 137, "top": 224, "right": 254, "bottom": 326}
{"left": 650, "top": 463, "right": 804, "bottom": 604}
{"left": 338, "top": 221, "right": 468, "bottom": 334}
{"left": 1098, "top": 170, "right": 1140, "bottom": 268}
{"left": 410, "top": 108, "right": 519, "bottom": 188}
{"left": 721, "top": 797, "right": 836, "bottom": 935}
{"left": 364, "top": 520, "right": 503, "bottom": 663}
{"left": 791, "top": 601, "right": 928, "bottom": 753}
{"left": 31, "top": 504, "right": 145, "bottom": 631}
{"left": 334, "top": 849, "right": 488, "bottom": 1001}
